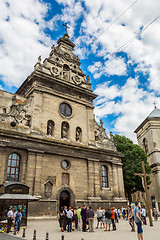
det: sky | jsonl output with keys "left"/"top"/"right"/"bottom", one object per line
{"left": 0, "top": 0, "right": 160, "bottom": 142}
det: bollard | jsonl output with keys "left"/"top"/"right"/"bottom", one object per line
{"left": 33, "top": 229, "right": 36, "bottom": 240}
{"left": 22, "top": 228, "right": 26, "bottom": 238}
{"left": 61, "top": 234, "right": 64, "bottom": 240}
{"left": 46, "top": 232, "right": 49, "bottom": 240}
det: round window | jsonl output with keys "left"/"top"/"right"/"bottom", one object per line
{"left": 59, "top": 102, "right": 72, "bottom": 117}
{"left": 61, "top": 160, "right": 70, "bottom": 170}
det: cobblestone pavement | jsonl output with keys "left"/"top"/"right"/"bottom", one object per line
{"left": 0, "top": 233, "right": 23, "bottom": 240}
{"left": 4, "top": 218, "right": 160, "bottom": 240}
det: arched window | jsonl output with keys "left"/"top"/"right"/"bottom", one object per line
{"left": 101, "top": 165, "right": 108, "bottom": 188}
{"left": 76, "top": 127, "right": 82, "bottom": 142}
{"left": 61, "top": 121, "right": 69, "bottom": 139}
{"left": 6, "top": 153, "right": 20, "bottom": 181}
{"left": 47, "top": 120, "right": 54, "bottom": 136}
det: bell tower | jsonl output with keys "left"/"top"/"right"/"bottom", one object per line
{"left": 135, "top": 107, "right": 160, "bottom": 211}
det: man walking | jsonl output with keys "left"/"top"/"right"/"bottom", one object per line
{"left": 76, "top": 206, "right": 82, "bottom": 231}
{"left": 88, "top": 206, "right": 94, "bottom": 232}
{"left": 81, "top": 205, "right": 87, "bottom": 232}
{"left": 6, "top": 208, "right": 13, "bottom": 233}
{"left": 128, "top": 205, "right": 135, "bottom": 232}
{"left": 134, "top": 202, "right": 143, "bottom": 240}
{"left": 66, "top": 207, "right": 73, "bottom": 232}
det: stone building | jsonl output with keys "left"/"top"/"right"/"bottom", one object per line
{"left": 0, "top": 33, "right": 127, "bottom": 217}
{"left": 135, "top": 107, "right": 160, "bottom": 211}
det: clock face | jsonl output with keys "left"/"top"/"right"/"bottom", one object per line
{"left": 59, "top": 103, "right": 72, "bottom": 117}
{"left": 62, "top": 160, "right": 69, "bottom": 169}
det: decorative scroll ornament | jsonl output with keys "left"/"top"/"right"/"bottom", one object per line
{"left": 50, "top": 66, "right": 60, "bottom": 77}
{"left": 72, "top": 75, "right": 82, "bottom": 85}
{"left": 64, "top": 53, "right": 71, "bottom": 61}
{"left": 44, "top": 180, "right": 53, "bottom": 199}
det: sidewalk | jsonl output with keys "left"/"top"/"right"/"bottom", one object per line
{"left": 6, "top": 218, "right": 160, "bottom": 240}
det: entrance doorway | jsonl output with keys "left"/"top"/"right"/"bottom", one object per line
{"left": 60, "top": 190, "right": 70, "bottom": 209}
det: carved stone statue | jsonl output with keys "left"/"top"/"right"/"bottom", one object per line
{"left": 86, "top": 75, "right": 90, "bottom": 84}
{"left": 47, "top": 121, "right": 54, "bottom": 136}
{"left": 143, "top": 138, "right": 149, "bottom": 155}
{"left": 110, "top": 131, "right": 114, "bottom": 142}
{"left": 62, "top": 122, "right": 68, "bottom": 139}
{"left": 63, "top": 71, "right": 68, "bottom": 80}
{"left": 38, "top": 55, "right": 42, "bottom": 64}
{"left": 44, "top": 181, "right": 53, "bottom": 198}
{"left": 76, "top": 127, "right": 82, "bottom": 142}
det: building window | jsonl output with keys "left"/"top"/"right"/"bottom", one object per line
{"left": 6, "top": 153, "right": 20, "bottom": 181}
{"left": 3, "top": 108, "right": 6, "bottom": 113}
{"left": 101, "top": 165, "right": 108, "bottom": 188}
{"left": 143, "top": 138, "right": 149, "bottom": 155}
{"left": 62, "top": 173, "right": 69, "bottom": 185}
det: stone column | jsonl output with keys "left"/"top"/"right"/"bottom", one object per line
{"left": 34, "top": 152, "right": 43, "bottom": 195}
{"left": 25, "top": 150, "right": 36, "bottom": 194}
{"left": 112, "top": 164, "right": 119, "bottom": 197}
{"left": 87, "top": 159, "right": 95, "bottom": 197}
{"left": 118, "top": 165, "right": 125, "bottom": 198}
{"left": 94, "top": 160, "right": 100, "bottom": 197}
{"left": 0, "top": 146, "right": 6, "bottom": 183}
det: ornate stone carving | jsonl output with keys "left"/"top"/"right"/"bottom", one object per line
{"left": 0, "top": 95, "right": 31, "bottom": 126}
{"left": 47, "top": 120, "right": 54, "bottom": 136}
{"left": 95, "top": 120, "right": 109, "bottom": 142}
{"left": 50, "top": 66, "right": 60, "bottom": 77}
{"left": 72, "top": 75, "right": 82, "bottom": 85}
{"left": 44, "top": 180, "right": 53, "bottom": 199}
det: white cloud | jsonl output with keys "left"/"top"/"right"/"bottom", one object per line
{"left": 94, "top": 77, "right": 160, "bottom": 142}
{"left": 0, "top": 0, "right": 52, "bottom": 87}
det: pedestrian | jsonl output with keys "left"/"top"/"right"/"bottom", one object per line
{"left": 104, "top": 208, "right": 111, "bottom": 231}
{"left": 128, "top": 205, "right": 135, "bottom": 232}
{"left": 153, "top": 208, "right": 158, "bottom": 221}
{"left": 6, "top": 207, "right": 13, "bottom": 233}
{"left": 121, "top": 206, "right": 125, "bottom": 219}
{"left": 74, "top": 208, "right": 78, "bottom": 230}
{"left": 102, "top": 208, "right": 106, "bottom": 228}
{"left": 63, "top": 206, "right": 68, "bottom": 231}
{"left": 141, "top": 206, "right": 147, "bottom": 225}
{"left": 88, "top": 206, "right": 94, "bottom": 232}
{"left": 81, "top": 205, "right": 87, "bottom": 232}
{"left": 111, "top": 207, "right": 116, "bottom": 231}
{"left": 59, "top": 207, "right": 65, "bottom": 232}
{"left": 96, "top": 207, "right": 103, "bottom": 229}
{"left": 86, "top": 207, "right": 89, "bottom": 230}
{"left": 118, "top": 208, "right": 121, "bottom": 219}
{"left": 126, "top": 207, "right": 129, "bottom": 221}
{"left": 15, "top": 209, "right": 21, "bottom": 233}
{"left": 134, "top": 202, "right": 143, "bottom": 240}
{"left": 66, "top": 207, "right": 73, "bottom": 232}
{"left": 115, "top": 208, "right": 119, "bottom": 223}
{"left": 76, "top": 206, "right": 82, "bottom": 231}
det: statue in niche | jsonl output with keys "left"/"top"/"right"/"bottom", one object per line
{"left": 61, "top": 122, "right": 68, "bottom": 139}
{"left": 143, "top": 138, "right": 149, "bottom": 155}
{"left": 76, "top": 127, "right": 82, "bottom": 142}
{"left": 44, "top": 181, "right": 53, "bottom": 199}
{"left": 47, "top": 121, "right": 54, "bottom": 136}
{"left": 63, "top": 71, "right": 68, "bottom": 80}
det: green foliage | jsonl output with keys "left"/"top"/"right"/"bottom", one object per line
{"left": 113, "top": 135, "right": 151, "bottom": 197}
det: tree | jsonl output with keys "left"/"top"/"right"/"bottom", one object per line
{"left": 113, "top": 134, "right": 151, "bottom": 201}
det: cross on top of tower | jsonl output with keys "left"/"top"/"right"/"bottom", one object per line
{"left": 153, "top": 101, "right": 157, "bottom": 108}
{"left": 62, "top": 23, "right": 70, "bottom": 34}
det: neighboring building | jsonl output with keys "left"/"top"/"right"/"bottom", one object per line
{"left": 135, "top": 107, "right": 160, "bottom": 211}
{"left": 0, "top": 33, "right": 127, "bottom": 217}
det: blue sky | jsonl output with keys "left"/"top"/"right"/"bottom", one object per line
{"left": 0, "top": 0, "right": 160, "bottom": 142}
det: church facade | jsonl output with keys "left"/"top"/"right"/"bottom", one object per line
{"left": 135, "top": 107, "right": 160, "bottom": 211}
{"left": 0, "top": 33, "right": 126, "bottom": 217}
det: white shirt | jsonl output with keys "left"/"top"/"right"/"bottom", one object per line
{"left": 7, "top": 210, "right": 13, "bottom": 218}
{"left": 67, "top": 210, "right": 73, "bottom": 219}
{"left": 141, "top": 208, "right": 146, "bottom": 217}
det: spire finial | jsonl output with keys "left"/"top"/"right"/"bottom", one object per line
{"left": 62, "top": 23, "right": 70, "bottom": 34}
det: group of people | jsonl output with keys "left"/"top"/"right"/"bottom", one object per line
{"left": 59, "top": 205, "right": 118, "bottom": 233}
{"left": 6, "top": 207, "right": 22, "bottom": 233}
{"left": 59, "top": 203, "right": 159, "bottom": 240}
